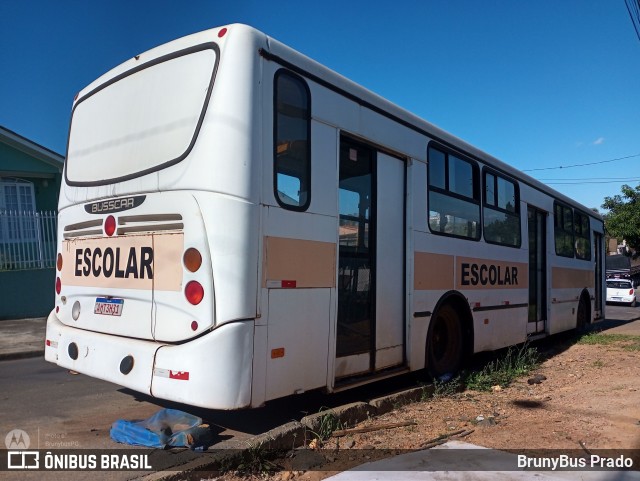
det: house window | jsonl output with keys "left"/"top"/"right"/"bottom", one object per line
{"left": 0, "top": 178, "right": 37, "bottom": 242}
{"left": 428, "top": 144, "right": 480, "bottom": 240}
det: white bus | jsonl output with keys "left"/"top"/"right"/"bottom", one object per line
{"left": 45, "top": 24, "right": 605, "bottom": 410}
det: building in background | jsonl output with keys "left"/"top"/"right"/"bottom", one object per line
{"left": 0, "top": 126, "right": 63, "bottom": 319}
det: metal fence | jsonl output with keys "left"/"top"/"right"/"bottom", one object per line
{"left": 0, "top": 210, "right": 57, "bottom": 270}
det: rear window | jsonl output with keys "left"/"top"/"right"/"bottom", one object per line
{"left": 607, "top": 280, "right": 632, "bottom": 289}
{"left": 66, "top": 45, "right": 219, "bottom": 186}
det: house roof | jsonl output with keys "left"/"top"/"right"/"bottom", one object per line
{"left": 0, "top": 126, "right": 64, "bottom": 172}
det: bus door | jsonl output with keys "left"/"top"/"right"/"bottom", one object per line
{"left": 336, "top": 137, "right": 405, "bottom": 380}
{"left": 594, "top": 232, "right": 603, "bottom": 319}
{"left": 527, "top": 206, "right": 547, "bottom": 334}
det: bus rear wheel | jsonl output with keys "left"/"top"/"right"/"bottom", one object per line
{"left": 427, "top": 304, "right": 463, "bottom": 379}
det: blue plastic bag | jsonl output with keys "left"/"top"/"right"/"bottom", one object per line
{"left": 110, "top": 409, "right": 202, "bottom": 449}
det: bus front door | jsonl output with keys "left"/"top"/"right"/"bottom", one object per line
{"left": 336, "top": 137, "right": 405, "bottom": 381}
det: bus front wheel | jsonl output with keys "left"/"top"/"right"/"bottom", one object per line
{"left": 427, "top": 304, "right": 463, "bottom": 379}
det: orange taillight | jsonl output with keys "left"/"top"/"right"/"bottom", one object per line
{"left": 56, "top": 253, "right": 63, "bottom": 271}
{"left": 183, "top": 248, "right": 202, "bottom": 273}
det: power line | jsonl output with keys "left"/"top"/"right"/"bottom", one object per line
{"left": 523, "top": 153, "right": 640, "bottom": 172}
{"left": 537, "top": 176, "right": 640, "bottom": 181}
{"left": 626, "top": 0, "right": 640, "bottom": 42}
{"left": 546, "top": 178, "right": 640, "bottom": 185}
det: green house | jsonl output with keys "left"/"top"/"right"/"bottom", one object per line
{"left": 0, "top": 126, "right": 64, "bottom": 319}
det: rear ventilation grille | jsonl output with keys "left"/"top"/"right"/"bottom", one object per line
{"left": 63, "top": 219, "right": 102, "bottom": 239}
{"left": 63, "top": 214, "right": 183, "bottom": 238}
{"left": 117, "top": 214, "right": 183, "bottom": 235}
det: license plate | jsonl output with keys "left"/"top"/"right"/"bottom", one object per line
{"left": 94, "top": 297, "right": 124, "bottom": 316}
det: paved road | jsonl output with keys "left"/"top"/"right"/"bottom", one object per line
{"left": 1, "top": 304, "right": 637, "bottom": 479}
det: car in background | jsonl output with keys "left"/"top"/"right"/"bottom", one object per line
{"left": 606, "top": 278, "right": 636, "bottom": 307}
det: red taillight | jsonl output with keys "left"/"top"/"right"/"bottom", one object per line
{"left": 185, "top": 281, "right": 204, "bottom": 305}
{"left": 104, "top": 215, "right": 116, "bottom": 236}
{"left": 218, "top": 27, "right": 227, "bottom": 38}
{"left": 630, "top": 289, "right": 634, "bottom": 295}
{"left": 55, "top": 277, "right": 61, "bottom": 294}
{"left": 191, "top": 321, "right": 198, "bottom": 331}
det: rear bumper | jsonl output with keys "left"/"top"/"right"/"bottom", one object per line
{"left": 45, "top": 311, "right": 254, "bottom": 409}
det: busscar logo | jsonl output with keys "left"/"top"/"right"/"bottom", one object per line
{"left": 84, "top": 195, "right": 146, "bottom": 214}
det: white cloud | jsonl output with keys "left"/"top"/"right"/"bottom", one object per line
{"left": 593, "top": 137, "right": 605, "bottom": 145}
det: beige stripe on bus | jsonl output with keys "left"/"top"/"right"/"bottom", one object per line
{"left": 263, "top": 236, "right": 336, "bottom": 288}
{"left": 551, "top": 267, "right": 595, "bottom": 289}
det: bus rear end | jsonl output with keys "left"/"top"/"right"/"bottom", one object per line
{"left": 45, "top": 25, "right": 262, "bottom": 409}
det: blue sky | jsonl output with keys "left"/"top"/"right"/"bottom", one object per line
{"left": 1, "top": 0, "right": 638, "bottom": 211}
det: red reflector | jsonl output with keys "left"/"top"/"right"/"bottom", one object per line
{"left": 46, "top": 340, "right": 51, "bottom": 347}
{"left": 191, "top": 321, "right": 198, "bottom": 331}
{"left": 271, "top": 348, "right": 285, "bottom": 359}
{"left": 104, "top": 215, "right": 116, "bottom": 236}
{"left": 56, "top": 306, "right": 59, "bottom": 313}
{"left": 281, "top": 280, "right": 297, "bottom": 288}
{"left": 55, "top": 277, "right": 61, "bottom": 294}
{"left": 218, "top": 27, "right": 227, "bottom": 38}
{"left": 170, "top": 370, "right": 189, "bottom": 380}
{"left": 185, "top": 281, "right": 204, "bottom": 305}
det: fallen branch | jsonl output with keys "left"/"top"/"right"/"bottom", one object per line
{"left": 420, "top": 428, "right": 474, "bottom": 449}
{"left": 332, "top": 421, "right": 417, "bottom": 437}
{"left": 579, "top": 440, "right": 592, "bottom": 456}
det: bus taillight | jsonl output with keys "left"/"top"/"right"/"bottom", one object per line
{"left": 104, "top": 215, "right": 116, "bottom": 236}
{"left": 183, "top": 248, "right": 202, "bottom": 272}
{"left": 55, "top": 277, "right": 61, "bottom": 295}
{"left": 185, "top": 281, "right": 204, "bottom": 305}
{"left": 56, "top": 253, "right": 63, "bottom": 271}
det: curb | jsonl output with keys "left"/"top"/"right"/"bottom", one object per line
{"left": 141, "top": 385, "right": 431, "bottom": 480}
{"left": 0, "top": 349, "right": 44, "bottom": 362}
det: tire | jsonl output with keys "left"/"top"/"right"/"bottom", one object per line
{"left": 427, "top": 304, "right": 463, "bottom": 378}
{"left": 576, "top": 295, "right": 589, "bottom": 332}
{"left": 631, "top": 299, "right": 637, "bottom": 308}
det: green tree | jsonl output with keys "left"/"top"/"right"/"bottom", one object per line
{"left": 602, "top": 184, "right": 640, "bottom": 256}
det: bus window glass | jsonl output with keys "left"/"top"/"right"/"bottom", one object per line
{"left": 429, "top": 190, "right": 479, "bottom": 238}
{"left": 574, "top": 211, "right": 591, "bottom": 260}
{"left": 427, "top": 147, "right": 445, "bottom": 189}
{"left": 449, "top": 155, "right": 473, "bottom": 198}
{"left": 485, "top": 173, "right": 496, "bottom": 206}
{"left": 483, "top": 171, "right": 520, "bottom": 247}
{"left": 274, "top": 71, "right": 310, "bottom": 210}
{"left": 427, "top": 145, "right": 480, "bottom": 240}
{"left": 554, "top": 202, "right": 574, "bottom": 258}
{"left": 498, "top": 177, "right": 516, "bottom": 212}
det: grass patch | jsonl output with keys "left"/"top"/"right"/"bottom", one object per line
{"left": 577, "top": 332, "right": 640, "bottom": 351}
{"left": 463, "top": 343, "right": 539, "bottom": 392}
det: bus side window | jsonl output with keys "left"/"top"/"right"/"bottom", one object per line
{"left": 554, "top": 202, "right": 574, "bottom": 258}
{"left": 274, "top": 70, "right": 311, "bottom": 211}
{"left": 427, "top": 144, "right": 480, "bottom": 240}
{"left": 574, "top": 211, "right": 591, "bottom": 260}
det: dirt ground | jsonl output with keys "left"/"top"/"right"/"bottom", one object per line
{"left": 215, "top": 330, "right": 640, "bottom": 481}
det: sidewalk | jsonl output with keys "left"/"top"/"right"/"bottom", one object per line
{"left": 0, "top": 316, "right": 46, "bottom": 360}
